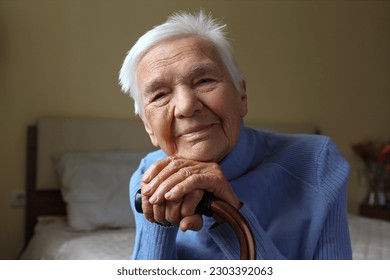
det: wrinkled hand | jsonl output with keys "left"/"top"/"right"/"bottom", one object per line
{"left": 140, "top": 156, "right": 241, "bottom": 231}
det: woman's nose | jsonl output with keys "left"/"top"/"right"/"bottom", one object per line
{"left": 174, "top": 87, "right": 203, "bottom": 118}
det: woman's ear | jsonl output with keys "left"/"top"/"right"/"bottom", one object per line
{"left": 239, "top": 80, "right": 248, "bottom": 117}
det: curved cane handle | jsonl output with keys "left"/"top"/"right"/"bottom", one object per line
{"left": 135, "top": 189, "right": 256, "bottom": 260}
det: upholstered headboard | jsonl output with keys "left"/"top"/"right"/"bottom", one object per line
{"left": 36, "top": 117, "right": 154, "bottom": 190}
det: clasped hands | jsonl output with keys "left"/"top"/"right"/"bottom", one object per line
{"left": 140, "top": 156, "right": 241, "bottom": 231}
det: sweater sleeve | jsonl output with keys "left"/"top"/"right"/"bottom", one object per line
{"left": 129, "top": 160, "right": 179, "bottom": 260}
{"left": 313, "top": 138, "right": 352, "bottom": 259}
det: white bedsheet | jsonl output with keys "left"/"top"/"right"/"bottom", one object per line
{"left": 21, "top": 215, "right": 390, "bottom": 260}
{"left": 21, "top": 216, "right": 135, "bottom": 260}
{"left": 348, "top": 214, "right": 390, "bottom": 260}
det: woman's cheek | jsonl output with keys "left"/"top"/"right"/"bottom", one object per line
{"left": 155, "top": 110, "right": 177, "bottom": 155}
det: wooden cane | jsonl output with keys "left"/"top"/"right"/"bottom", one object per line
{"left": 135, "top": 190, "right": 256, "bottom": 260}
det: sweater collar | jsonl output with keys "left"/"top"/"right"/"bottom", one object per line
{"left": 219, "top": 122, "right": 265, "bottom": 181}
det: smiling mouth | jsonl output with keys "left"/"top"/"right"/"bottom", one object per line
{"left": 178, "top": 123, "right": 219, "bottom": 139}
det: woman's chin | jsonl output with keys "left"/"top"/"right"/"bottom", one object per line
{"left": 176, "top": 145, "right": 229, "bottom": 163}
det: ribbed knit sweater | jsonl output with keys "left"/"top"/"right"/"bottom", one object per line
{"left": 129, "top": 125, "right": 352, "bottom": 259}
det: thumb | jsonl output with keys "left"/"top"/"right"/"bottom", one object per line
{"left": 179, "top": 214, "right": 203, "bottom": 232}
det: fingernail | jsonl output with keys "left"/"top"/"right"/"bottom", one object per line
{"left": 149, "top": 196, "right": 157, "bottom": 204}
{"left": 143, "top": 184, "right": 151, "bottom": 194}
{"left": 142, "top": 176, "right": 149, "bottom": 183}
{"left": 181, "top": 223, "right": 191, "bottom": 232}
{"left": 142, "top": 171, "right": 151, "bottom": 182}
{"left": 165, "top": 191, "right": 172, "bottom": 199}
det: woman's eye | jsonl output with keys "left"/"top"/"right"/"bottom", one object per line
{"left": 155, "top": 93, "right": 164, "bottom": 99}
{"left": 199, "top": 78, "right": 213, "bottom": 84}
{"left": 194, "top": 78, "right": 217, "bottom": 91}
{"left": 152, "top": 92, "right": 168, "bottom": 102}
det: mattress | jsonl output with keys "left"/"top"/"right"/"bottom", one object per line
{"left": 21, "top": 215, "right": 390, "bottom": 260}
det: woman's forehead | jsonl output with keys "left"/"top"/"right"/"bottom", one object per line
{"left": 136, "top": 37, "right": 226, "bottom": 86}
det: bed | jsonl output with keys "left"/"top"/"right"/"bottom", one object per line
{"left": 20, "top": 117, "right": 390, "bottom": 260}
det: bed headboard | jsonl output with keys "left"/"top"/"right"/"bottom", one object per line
{"left": 36, "top": 117, "right": 154, "bottom": 190}
{"left": 24, "top": 117, "right": 318, "bottom": 247}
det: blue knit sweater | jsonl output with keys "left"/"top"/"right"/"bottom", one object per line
{"left": 129, "top": 126, "right": 352, "bottom": 259}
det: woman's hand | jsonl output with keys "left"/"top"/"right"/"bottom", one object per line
{"left": 140, "top": 156, "right": 241, "bottom": 231}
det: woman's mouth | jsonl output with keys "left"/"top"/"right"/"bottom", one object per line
{"left": 177, "top": 123, "right": 219, "bottom": 139}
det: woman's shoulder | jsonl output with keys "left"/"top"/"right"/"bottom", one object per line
{"left": 249, "top": 127, "right": 348, "bottom": 187}
{"left": 264, "top": 130, "right": 349, "bottom": 206}
{"left": 248, "top": 127, "right": 330, "bottom": 157}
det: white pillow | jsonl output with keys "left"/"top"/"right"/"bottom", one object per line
{"left": 55, "top": 152, "right": 145, "bottom": 231}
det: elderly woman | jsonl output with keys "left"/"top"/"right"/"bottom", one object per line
{"left": 119, "top": 11, "right": 352, "bottom": 260}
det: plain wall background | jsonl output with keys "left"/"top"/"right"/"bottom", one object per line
{"left": 0, "top": 0, "right": 389, "bottom": 259}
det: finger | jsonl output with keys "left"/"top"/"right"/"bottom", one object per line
{"left": 140, "top": 181, "right": 150, "bottom": 195}
{"left": 179, "top": 214, "right": 203, "bottom": 232}
{"left": 164, "top": 173, "right": 202, "bottom": 200}
{"left": 142, "top": 157, "right": 173, "bottom": 184}
{"left": 148, "top": 168, "right": 191, "bottom": 204}
{"left": 142, "top": 157, "right": 185, "bottom": 196}
{"left": 180, "top": 190, "right": 204, "bottom": 217}
{"left": 165, "top": 199, "right": 182, "bottom": 226}
{"left": 153, "top": 202, "right": 169, "bottom": 225}
{"left": 141, "top": 194, "right": 155, "bottom": 223}
{"left": 165, "top": 173, "right": 241, "bottom": 210}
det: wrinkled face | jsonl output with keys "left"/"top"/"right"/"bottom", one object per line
{"left": 136, "top": 36, "right": 247, "bottom": 162}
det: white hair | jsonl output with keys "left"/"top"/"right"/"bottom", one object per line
{"left": 118, "top": 10, "right": 244, "bottom": 115}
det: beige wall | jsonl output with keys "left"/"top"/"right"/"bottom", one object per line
{"left": 0, "top": 0, "right": 388, "bottom": 259}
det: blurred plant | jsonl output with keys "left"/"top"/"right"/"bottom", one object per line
{"left": 379, "top": 144, "right": 390, "bottom": 171}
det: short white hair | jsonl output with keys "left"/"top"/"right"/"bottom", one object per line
{"left": 118, "top": 10, "right": 244, "bottom": 115}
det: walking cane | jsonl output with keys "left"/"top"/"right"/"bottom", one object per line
{"left": 135, "top": 190, "right": 256, "bottom": 260}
